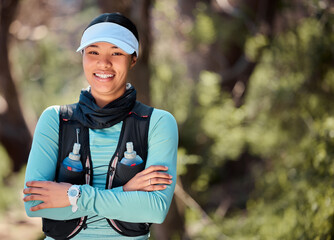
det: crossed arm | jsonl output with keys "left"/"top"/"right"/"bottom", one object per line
{"left": 23, "top": 106, "right": 178, "bottom": 223}
{"left": 23, "top": 165, "right": 172, "bottom": 211}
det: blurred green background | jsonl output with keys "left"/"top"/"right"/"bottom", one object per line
{"left": 0, "top": 0, "right": 334, "bottom": 239}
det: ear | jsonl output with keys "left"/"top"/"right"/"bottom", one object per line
{"left": 129, "top": 55, "right": 137, "bottom": 69}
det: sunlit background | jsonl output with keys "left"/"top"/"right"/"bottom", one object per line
{"left": 0, "top": 0, "right": 334, "bottom": 239}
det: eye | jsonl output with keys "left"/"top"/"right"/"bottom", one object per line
{"left": 88, "top": 51, "right": 99, "bottom": 55}
{"left": 112, "top": 52, "right": 123, "bottom": 56}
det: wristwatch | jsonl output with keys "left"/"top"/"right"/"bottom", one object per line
{"left": 67, "top": 185, "right": 81, "bottom": 212}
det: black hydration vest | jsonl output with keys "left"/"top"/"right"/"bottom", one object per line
{"left": 42, "top": 101, "right": 153, "bottom": 240}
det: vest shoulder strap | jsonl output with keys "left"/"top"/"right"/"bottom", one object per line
{"left": 119, "top": 101, "right": 153, "bottom": 161}
{"left": 108, "top": 101, "right": 153, "bottom": 189}
{"left": 130, "top": 101, "right": 153, "bottom": 117}
{"left": 59, "top": 103, "right": 77, "bottom": 121}
{"left": 56, "top": 103, "right": 90, "bottom": 185}
{"left": 105, "top": 101, "right": 153, "bottom": 236}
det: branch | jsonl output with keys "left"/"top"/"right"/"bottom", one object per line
{"left": 174, "top": 183, "right": 232, "bottom": 240}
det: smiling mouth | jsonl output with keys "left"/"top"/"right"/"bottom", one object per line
{"left": 94, "top": 73, "right": 115, "bottom": 79}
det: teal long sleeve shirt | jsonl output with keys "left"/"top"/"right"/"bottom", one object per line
{"left": 24, "top": 105, "right": 178, "bottom": 239}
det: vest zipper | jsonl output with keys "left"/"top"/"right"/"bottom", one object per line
{"left": 85, "top": 156, "right": 91, "bottom": 184}
{"left": 67, "top": 217, "right": 86, "bottom": 238}
{"left": 105, "top": 153, "right": 124, "bottom": 233}
{"left": 107, "top": 154, "right": 119, "bottom": 190}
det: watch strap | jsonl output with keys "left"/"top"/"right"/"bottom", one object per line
{"left": 67, "top": 185, "right": 81, "bottom": 212}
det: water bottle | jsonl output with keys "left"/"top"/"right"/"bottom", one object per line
{"left": 120, "top": 142, "right": 143, "bottom": 166}
{"left": 62, "top": 129, "right": 83, "bottom": 172}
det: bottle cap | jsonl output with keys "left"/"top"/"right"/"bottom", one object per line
{"left": 126, "top": 142, "right": 133, "bottom": 152}
{"left": 69, "top": 152, "right": 80, "bottom": 161}
{"left": 73, "top": 143, "right": 80, "bottom": 154}
{"left": 124, "top": 142, "right": 136, "bottom": 159}
{"left": 69, "top": 143, "right": 81, "bottom": 161}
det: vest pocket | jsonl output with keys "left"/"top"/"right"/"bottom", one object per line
{"left": 107, "top": 219, "right": 151, "bottom": 237}
{"left": 57, "top": 164, "right": 85, "bottom": 184}
{"left": 42, "top": 218, "right": 82, "bottom": 240}
{"left": 112, "top": 161, "right": 145, "bottom": 188}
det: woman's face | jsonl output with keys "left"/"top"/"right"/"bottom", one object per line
{"left": 82, "top": 41, "right": 137, "bottom": 107}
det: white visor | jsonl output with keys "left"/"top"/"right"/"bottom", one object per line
{"left": 77, "top": 22, "right": 139, "bottom": 56}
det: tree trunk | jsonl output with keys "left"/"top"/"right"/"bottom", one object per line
{"left": 0, "top": 0, "right": 32, "bottom": 172}
{"left": 96, "top": 0, "right": 152, "bottom": 105}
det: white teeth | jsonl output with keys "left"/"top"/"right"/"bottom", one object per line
{"left": 95, "top": 73, "right": 114, "bottom": 79}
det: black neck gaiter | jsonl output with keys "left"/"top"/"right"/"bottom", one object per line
{"left": 75, "top": 85, "right": 136, "bottom": 129}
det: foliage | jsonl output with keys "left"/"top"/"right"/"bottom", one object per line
{"left": 0, "top": 145, "right": 26, "bottom": 213}
{"left": 225, "top": 13, "right": 334, "bottom": 239}
{"left": 10, "top": 4, "right": 100, "bottom": 117}
{"left": 152, "top": 0, "right": 334, "bottom": 239}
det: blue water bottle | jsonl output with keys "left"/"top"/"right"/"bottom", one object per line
{"left": 120, "top": 142, "right": 143, "bottom": 166}
{"left": 62, "top": 129, "right": 83, "bottom": 172}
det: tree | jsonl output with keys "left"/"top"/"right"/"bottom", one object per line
{"left": 0, "top": 0, "right": 32, "bottom": 172}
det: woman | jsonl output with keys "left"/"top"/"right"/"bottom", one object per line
{"left": 23, "top": 13, "right": 178, "bottom": 240}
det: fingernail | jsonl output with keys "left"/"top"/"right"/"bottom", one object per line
{"left": 169, "top": 180, "right": 173, "bottom": 183}
{"left": 169, "top": 175, "right": 173, "bottom": 178}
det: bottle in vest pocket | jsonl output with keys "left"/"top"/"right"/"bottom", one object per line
{"left": 62, "top": 129, "right": 83, "bottom": 172}
{"left": 120, "top": 142, "right": 143, "bottom": 166}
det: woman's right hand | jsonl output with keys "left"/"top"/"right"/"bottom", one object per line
{"left": 123, "top": 165, "right": 173, "bottom": 192}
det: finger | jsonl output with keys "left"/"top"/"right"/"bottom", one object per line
{"left": 150, "top": 178, "right": 173, "bottom": 185}
{"left": 145, "top": 185, "right": 168, "bottom": 192}
{"left": 146, "top": 172, "right": 172, "bottom": 180}
{"left": 23, "top": 194, "right": 45, "bottom": 202}
{"left": 26, "top": 181, "right": 52, "bottom": 188}
{"left": 23, "top": 187, "right": 46, "bottom": 195}
{"left": 30, "top": 202, "right": 48, "bottom": 211}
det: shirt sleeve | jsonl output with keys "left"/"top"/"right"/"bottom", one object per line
{"left": 77, "top": 109, "right": 179, "bottom": 223}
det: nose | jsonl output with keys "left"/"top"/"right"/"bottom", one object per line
{"left": 97, "top": 56, "right": 112, "bottom": 69}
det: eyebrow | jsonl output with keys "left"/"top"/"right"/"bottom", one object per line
{"left": 86, "top": 44, "right": 119, "bottom": 49}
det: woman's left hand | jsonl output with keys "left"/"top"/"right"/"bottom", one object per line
{"left": 23, "top": 181, "right": 72, "bottom": 211}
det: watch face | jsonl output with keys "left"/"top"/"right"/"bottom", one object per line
{"left": 69, "top": 188, "right": 78, "bottom": 197}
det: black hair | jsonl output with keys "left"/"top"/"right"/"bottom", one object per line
{"left": 86, "top": 13, "right": 139, "bottom": 42}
